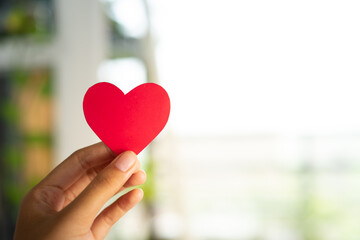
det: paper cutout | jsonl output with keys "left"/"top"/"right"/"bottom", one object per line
{"left": 83, "top": 82, "right": 170, "bottom": 155}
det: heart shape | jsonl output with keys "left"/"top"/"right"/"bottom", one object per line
{"left": 83, "top": 82, "right": 170, "bottom": 155}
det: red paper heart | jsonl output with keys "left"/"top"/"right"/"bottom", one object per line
{"left": 83, "top": 82, "right": 170, "bottom": 155}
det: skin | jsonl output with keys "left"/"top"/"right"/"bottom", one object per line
{"left": 14, "top": 142, "right": 146, "bottom": 240}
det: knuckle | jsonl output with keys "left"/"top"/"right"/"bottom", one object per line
{"left": 71, "top": 148, "right": 84, "bottom": 159}
{"left": 64, "top": 188, "right": 77, "bottom": 203}
{"left": 93, "top": 173, "right": 114, "bottom": 188}
{"left": 102, "top": 210, "right": 117, "bottom": 226}
{"left": 29, "top": 187, "right": 44, "bottom": 201}
{"left": 117, "top": 196, "right": 133, "bottom": 211}
{"left": 28, "top": 186, "right": 63, "bottom": 210}
{"left": 86, "top": 167, "right": 98, "bottom": 182}
{"left": 72, "top": 149, "right": 92, "bottom": 171}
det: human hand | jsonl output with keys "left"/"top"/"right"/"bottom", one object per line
{"left": 14, "top": 142, "right": 146, "bottom": 240}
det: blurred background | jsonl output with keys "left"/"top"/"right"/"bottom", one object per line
{"left": 1, "top": 0, "right": 360, "bottom": 239}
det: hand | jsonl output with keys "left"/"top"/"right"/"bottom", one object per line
{"left": 14, "top": 142, "right": 146, "bottom": 240}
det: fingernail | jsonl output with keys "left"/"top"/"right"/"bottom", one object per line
{"left": 115, "top": 152, "right": 136, "bottom": 172}
{"left": 137, "top": 188, "right": 144, "bottom": 198}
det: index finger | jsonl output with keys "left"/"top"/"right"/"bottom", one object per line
{"left": 39, "top": 142, "right": 116, "bottom": 191}
{"left": 61, "top": 151, "right": 140, "bottom": 223}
